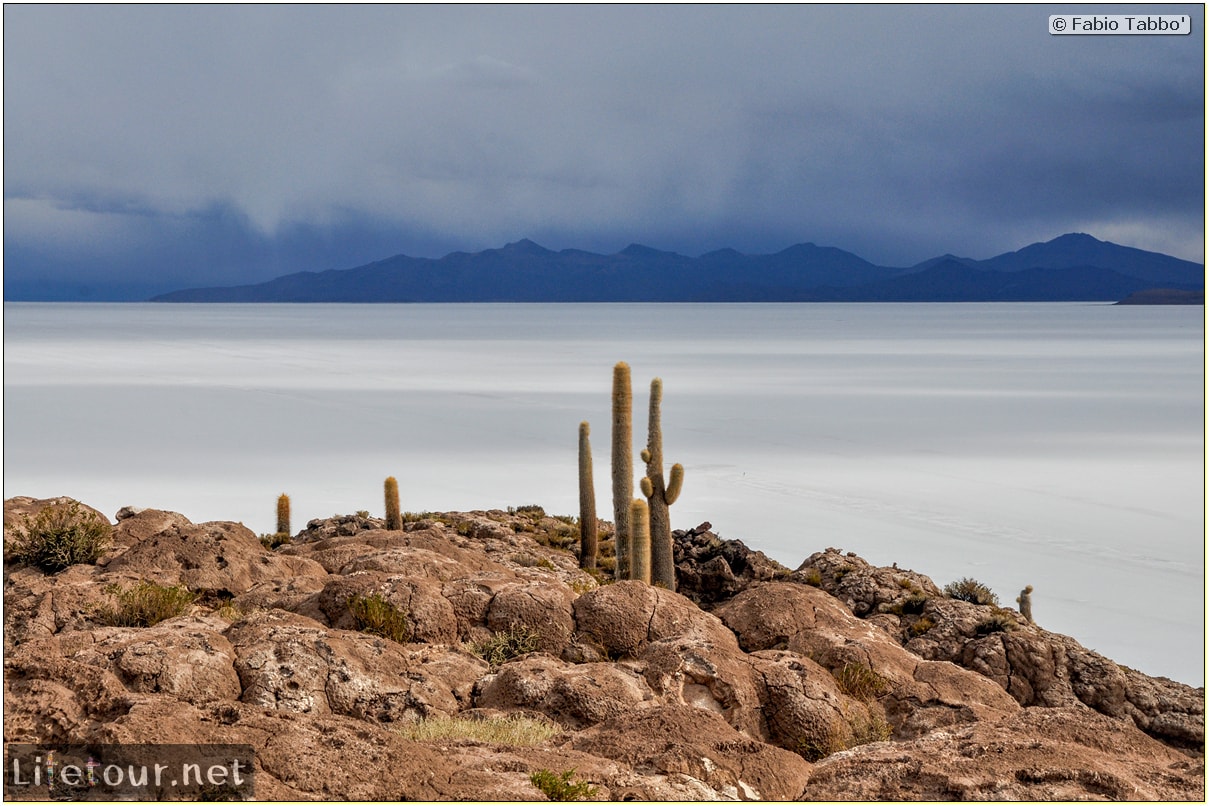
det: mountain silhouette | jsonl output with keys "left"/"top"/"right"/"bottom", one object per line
{"left": 151, "top": 233, "right": 1204, "bottom": 303}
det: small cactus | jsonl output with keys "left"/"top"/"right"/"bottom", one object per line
{"left": 641, "top": 377, "right": 683, "bottom": 590}
{"left": 578, "top": 421, "right": 598, "bottom": 570}
{"left": 629, "top": 498, "right": 651, "bottom": 584}
{"left": 276, "top": 493, "right": 291, "bottom": 536}
{"left": 384, "top": 476, "right": 402, "bottom": 531}
{"left": 1017, "top": 585, "right": 1034, "bottom": 623}
{"left": 611, "top": 362, "right": 633, "bottom": 580}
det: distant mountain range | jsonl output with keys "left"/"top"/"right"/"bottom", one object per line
{"left": 151, "top": 233, "right": 1204, "bottom": 303}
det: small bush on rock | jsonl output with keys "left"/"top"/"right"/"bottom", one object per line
{"left": 470, "top": 624, "right": 542, "bottom": 667}
{"left": 260, "top": 532, "right": 291, "bottom": 550}
{"left": 96, "top": 582, "right": 197, "bottom": 627}
{"left": 348, "top": 592, "right": 412, "bottom": 643}
{"left": 7, "top": 502, "right": 111, "bottom": 573}
{"left": 848, "top": 708, "right": 893, "bottom": 745}
{"left": 975, "top": 613, "right": 1018, "bottom": 636}
{"left": 796, "top": 725, "right": 848, "bottom": 762}
{"left": 944, "top": 577, "right": 999, "bottom": 606}
{"left": 529, "top": 768, "right": 597, "bottom": 801}
{"left": 834, "top": 662, "right": 889, "bottom": 702}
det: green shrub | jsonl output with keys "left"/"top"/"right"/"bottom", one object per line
{"left": 260, "top": 532, "right": 291, "bottom": 550}
{"left": 944, "top": 577, "right": 999, "bottom": 606}
{"left": 833, "top": 662, "right": 888, "bottom": 702}
{"left": 533, "top": 522, "right": 577, "bottom": 550}
{"left": 796, "top": 706, "right": 891, "bottom": 762}
{"left": 899, "top": 593, "right": 929, "bottom": 614}
{"left": 213, "top": 603, "right": 246, "bottom": 623}
{"left": 910, "top": 616, "right": 936, "bottom": 636}
{"left": 7, "top": 502, "right": 112, "bottom": 573}
{"left": 403, "top": 511, "right": 445, "bottom": 525}
{"left": 96, "top": 582, "right": 197, "bottom": 627}
{"left": 802, "top": 568, "right": 823, "bottom": 587}
{"left": 470, "top": 624, "right": 542, "bottom": 667}
{"left": 529, "top": 769, "right": 597, "bottom": 801}
{"left": 975, "top": 613, "right": 1018, "bottom": 636}
{"left": 796, "top": 725, "right": 848, "bottom": 762}
{"left": 848, "top": 708, "right": 892, "bottom": 745}
{"left": 348, "top": 592, "right": 412, "bottom": 643}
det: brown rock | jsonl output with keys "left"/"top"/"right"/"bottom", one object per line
{"left": 314, "top": 572, "right": 458, "bottom": 645}
{"left": 3, "top": 563, "right": 114, "bottom": 647}
{"left": 716, "top": 582, "right": 1021, "bottom": 740}
{"left": 486, "top": 580, "right": 577, "bottom": 652}
{"left": 227, "top": 609, "right": 485, "bottom": 723}
{"left": 67, "top": 615, "right": 241, "bottom": 703}
{"left": 103, "top": 510, "right": 327, "bottom": 595}
{"left": 795, "top": 546, "right": 941, "bottom": 617}
{"left": 572, "top": 580, "right": 728, "bottom": 657}
{"left": 571, "top": 704, "right": 812, "bottom": 800}
{"left": 672, "top": 528, "right": 789, "bottom": 606}
{"left": 807, "top": 705, "right": 1205, "bottom": 801}
{"left": 475, "top": 656, "right": 655, "bottom": 728}
{"left": 4, "top": 636, "right": 136, "bottom": 742}
{"left": 5, "top": 499, "right": 1201, "bottom": 800}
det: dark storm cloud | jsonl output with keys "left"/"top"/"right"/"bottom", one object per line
{"left": 4, "top": 4, "right": 1203, "bottom": 299}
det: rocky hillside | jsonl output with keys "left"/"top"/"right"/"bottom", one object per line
{"left": 4, "top": 496, "right": 1204, "bottom": 800}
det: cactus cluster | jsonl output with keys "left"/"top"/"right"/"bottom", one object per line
{"left": 578, "top": 362, "right": 685, "bottom": 589}
{"left": 273, "top": 475, "right": 404, "bottom": 540}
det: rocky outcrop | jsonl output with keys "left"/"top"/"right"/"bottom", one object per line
{"left": 807, "top": 706, "right": 1204, "bottom": 801}
{"left": 796, "top": 547, "right": 1205, "bottom": 751}
{"left": 671, "top": 523, "right": 788, "bottom": 606}
{"left": 4, "top": 496, "right": 1203, "bottom": 801}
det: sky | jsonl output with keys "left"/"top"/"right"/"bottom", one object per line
{"left": 3, "top": 4, "right": 1205, "bottom": 301}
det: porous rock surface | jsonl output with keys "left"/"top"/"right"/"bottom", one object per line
{"left": 4, "top": 496, "right": 1204, "bottom": 800}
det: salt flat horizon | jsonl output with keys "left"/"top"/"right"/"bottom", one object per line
{"left": 3, "top": 301, "right": 1204, "bottom": 685}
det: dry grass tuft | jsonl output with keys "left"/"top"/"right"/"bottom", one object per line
{"left": 399, "top": 714, "right": 561, "bottom": 747}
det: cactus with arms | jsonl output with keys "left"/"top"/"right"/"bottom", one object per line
{"left": 611, "top": 361, "right": 633, "bottom": 580}
{"left": 640, "top": 377, "right": 684, "bottom": 590}
{"left": 578, "top": 421, "right": 598, "bottom": 569}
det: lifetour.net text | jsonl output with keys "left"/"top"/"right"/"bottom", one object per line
{"left": 4, "top": 744, "right": 255, "bottom": 800}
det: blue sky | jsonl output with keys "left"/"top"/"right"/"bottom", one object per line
{"left": 3, "top": 4, "right": 1204, "bottom": 300}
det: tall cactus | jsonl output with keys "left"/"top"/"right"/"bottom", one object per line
{"left": 276, "top": 493, "right": 291, "bottom": 536}
{"left": 641, "top": 377, "right": 684, "bottom": 590}
{"left": 578, "top": 421, "right": 598, "bottom": 569}
{"left": 611, "top": 361, "right": 633, "bottom": 580}
{"left": 384, "top": 476, "right": 402, "bottom": 531}
{"left": 628, "top": 498, "right": 651, "bottom": 584}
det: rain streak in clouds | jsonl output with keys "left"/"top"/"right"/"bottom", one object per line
{"left": 3, "top": 4, "right": 1204, "bottom": 299}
